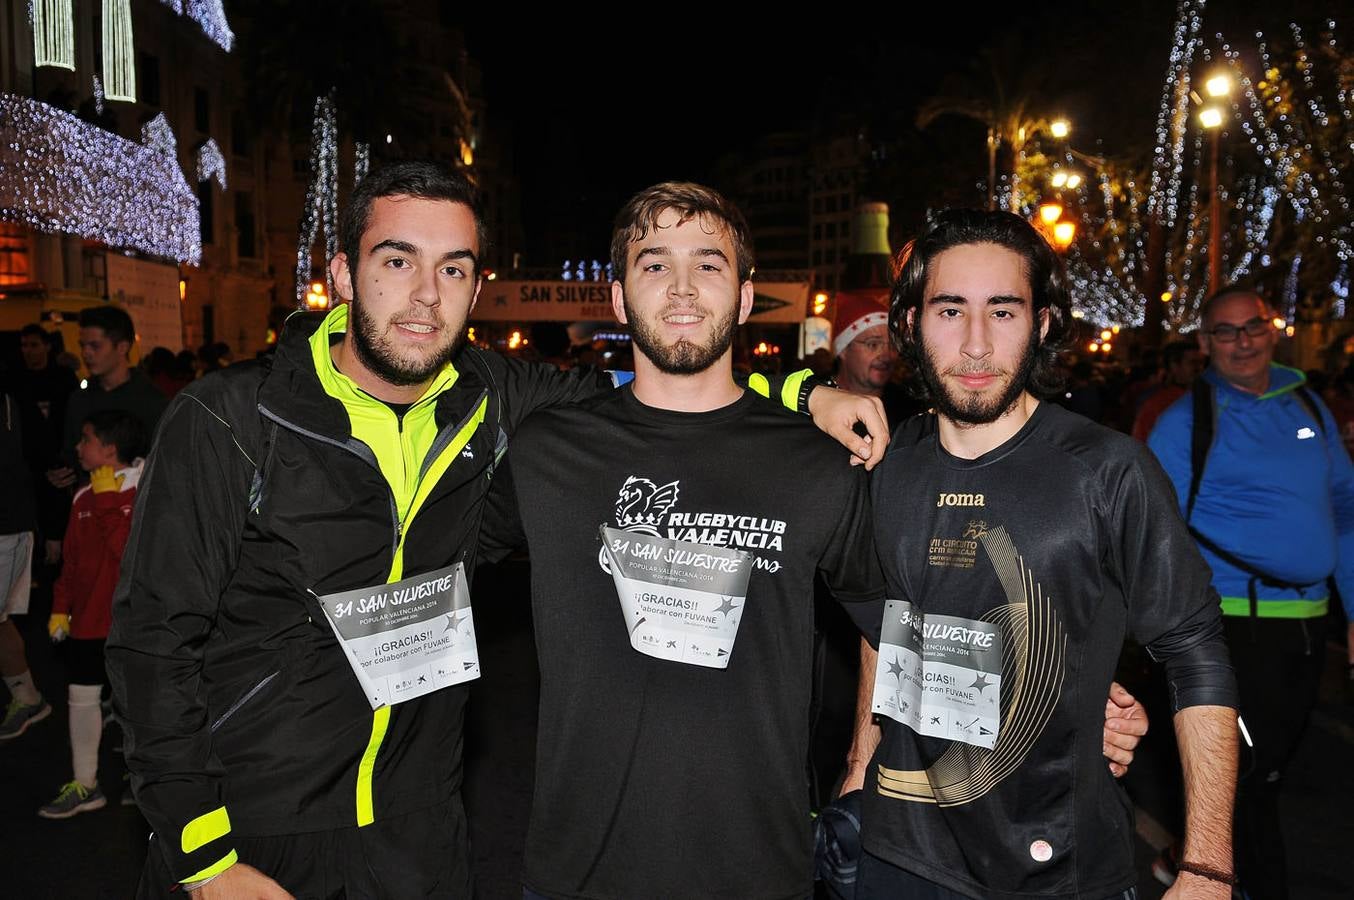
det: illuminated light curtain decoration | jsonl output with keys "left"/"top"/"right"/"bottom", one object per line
{"left": 296, "top": 95, "right": 338, "bottom": 305}
{"left": 196, "top": 139, "right": 226, "bottom": 189}
{"left": 157, "top": 0, "right": 233, "bottom": 51}
{"left": 141, "top": 113, "right": 177, "bottom": 156}
{"left": 354, "top": 141, "right": 370, "bottom": 186}
{"left": 1052, "top": 14, "right": 1351, "bottom": 329}
{"left": 101, "top": 0, "right": 136, "bottom": 103}
{"left": 32, "top": 0, "right": 75, "bottom": 69}
{"left": 0, "top": 94, "right": 200, "bottom": 264}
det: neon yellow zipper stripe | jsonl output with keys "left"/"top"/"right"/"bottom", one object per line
{"left": 356, "top": 706, "right": 391, "bottom": 826}
{"left": 355, "top": 396, "right": 488, "bottom": 828}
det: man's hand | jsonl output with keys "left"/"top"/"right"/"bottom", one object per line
{"left": 1163, "top": 871, "right": 1231, "bottom": 899}
{"left": 807, "top": 387, "right": 889, "bottom": 470}
{"left": 47, "top": 466, "right": 76, "bottom": 489}
{"left": 194, "top": 863, "right": 293, "bottom": 899}
{"left": 1103, "top": 681, "right": 1148, "bottom": 777}
{"left": 48, "top": 614, "right": 70, "bottom": 642}
{"left": 839, "top": 760, "right": 869, "bottom": 797}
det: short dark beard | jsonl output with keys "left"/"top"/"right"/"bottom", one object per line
{"left": 916, "top": 320, "right": 1039, "bottom": 425}
{"left": 624, "top": 298, "right": 739, "bottom": 375}
{"left": 349, "top": 291, "right": 463, "bottom": 387}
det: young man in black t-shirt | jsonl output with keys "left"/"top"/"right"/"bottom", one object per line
{"left": 853, "top": 210, "right": 1239, "bottom": 900}
{"left": 484, "top": 183, "right": 889, "bottom": 900}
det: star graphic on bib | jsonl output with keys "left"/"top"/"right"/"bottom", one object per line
{"left": 970, "top": 672, "right": 994, "bottom": 692}
{"left": 715, "top": 596, "right": 740, "bottom": 616}
{"left": 445, "top": 609, "right": 468, "bottom": 633}
{"left": 886, "top": 656, "right": 905, "bottom": 680}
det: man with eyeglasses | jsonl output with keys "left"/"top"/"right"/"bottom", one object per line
{"left": 1148, "top": 286, "right": 1354, "bottom": 899}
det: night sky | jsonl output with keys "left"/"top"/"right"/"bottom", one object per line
{"left": 463, "top": 2, "right": 1327, "bottom": 266}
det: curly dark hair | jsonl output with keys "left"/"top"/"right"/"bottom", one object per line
{"left": 888, "top": 208, "right": 1073, "bottom": 400}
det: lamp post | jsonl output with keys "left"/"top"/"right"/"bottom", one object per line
{"left": 1199, "top": 73, "right": 1232, "bottom": 294}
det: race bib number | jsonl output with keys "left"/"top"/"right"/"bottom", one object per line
{"left": 600, "top": 525, "right": 753, "bottom": 669}
{"left": 317, "top": 562, "right": 479, "bottom": 709}
{"left": 871, "top": 599, "right": 1002, "bottom": 749}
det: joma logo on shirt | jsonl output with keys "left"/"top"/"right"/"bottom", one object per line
{"left": 936, "top": 492, "right": 985, "bottom": 508}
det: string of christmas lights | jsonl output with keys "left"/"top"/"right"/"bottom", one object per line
{"left": 197, "top": 138, "right": 226, "bottom": 189}
{"left": 32, "top": 0, "right": 74, "bottom": 70}
{"left": 295, "top": 95, "right": 338, "bottom": 304}
{"left": 1052, "top": 15, "right": 1350, "bottom": 329}
{"left": 141, "top": 113, "right": 176, "bottom": 156}
{"left": 157, "top": 0, "right": 233, "bottom": 52}
{"left": 355, "top": 141, "right": 370, "bottom": 185}
{"left": 0, "top": 93, "right": 200, "bottom": 263}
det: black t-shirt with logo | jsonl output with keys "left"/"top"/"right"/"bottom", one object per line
{"left": 864, "top": 401, "right": 1221, "bottom": 900}
{"left": 495, "top": 386, "right": 886, "bottom": 900}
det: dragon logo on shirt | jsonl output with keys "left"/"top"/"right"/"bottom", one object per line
{"left": 615, "top": 476, "right": 681, "bottom": 535}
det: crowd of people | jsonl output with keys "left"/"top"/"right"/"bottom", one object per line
{"left": 0, "top": 160, "right": 1350, "bottom": 900}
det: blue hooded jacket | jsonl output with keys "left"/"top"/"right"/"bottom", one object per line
{"left": 1148, "top": 363, "right": 1354, "bottom": 619}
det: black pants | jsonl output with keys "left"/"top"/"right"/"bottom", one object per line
{"left": 1226, "top": 615, "right": 1325, "bottom": 900}
{"left": 854, "top": 851, "right": 1137, "bottom": 900}
{"left": 137, "top": 795, "right": 470, "bottom": 899}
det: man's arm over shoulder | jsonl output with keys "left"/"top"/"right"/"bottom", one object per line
{"left": 106, "top": 385, "right": 257, "bottom": 885}
{"left": 465, "top": 349, "right": 614, "bottom": 437}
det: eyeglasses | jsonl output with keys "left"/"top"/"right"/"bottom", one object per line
{"left": 849, "top": 338, "right": 892, "bottom": 354}
{"left": 1203, "top": 317, "right": 1273, "bottom": 343}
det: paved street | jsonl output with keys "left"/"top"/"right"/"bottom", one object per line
{"left": 5, "top": 561, "right": 1352, "bottom": 898}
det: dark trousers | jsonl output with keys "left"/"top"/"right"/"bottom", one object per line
{"left": 1226, "top": 616, "right": 1325, "bottom": 900}
{"left": 137, "top": 796, "right": 471, "bottom": 899}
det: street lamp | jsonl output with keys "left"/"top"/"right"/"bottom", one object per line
{"left": 1052, "top": 221, "right": 1077, "bottom": 250}
{"left": 1050, "top": 119, "right": 1071, "bottom": 139}
{"left": 1199, "top": 71, "right": 1232, "bottom": 293}
{"left": 1205, "top": 73, "right": 1232, "bottom": 99}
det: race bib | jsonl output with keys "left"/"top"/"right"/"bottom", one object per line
{"left": 871, "top": 599, "right": 1003, "bottom": 749}
{"left": 316, "top": 562, "right": 480, "bottom": 709}
{"left": 600, "top": 525, "right": 753, "bottom": 669}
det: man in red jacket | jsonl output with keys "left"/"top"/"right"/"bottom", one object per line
{"left": 39, "top": 409, "right": 147, "bottom": 818}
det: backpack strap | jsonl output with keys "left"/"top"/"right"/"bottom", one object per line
{"left": 1186, "top": 378, "right": 1215, "bottom": 522}
{"left": 1294, "top": 385, "right": 1326, "bottom": 435}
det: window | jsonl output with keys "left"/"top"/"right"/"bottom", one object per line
{"left": 230, "top": 110, "right": 251, "bottom": 157}
{"left": 0, "top": 223, "right": 31, "bottom": 285}
{"left": 235, "top": 191, "right": 255, "bottom": 258}
{"left": 139, "top": 52, "right": 160, "bottom": 106}
{"left": 198, "top": 181, "right": 214, "bottom": 244}
{"left": 194, "top": 87, "right": 210, "bottom": 133}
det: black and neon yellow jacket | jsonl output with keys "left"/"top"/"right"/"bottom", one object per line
{"left": 107, "top": 307, "right": 814, "bottom": 885}
{"left": 106, "top": 308, "right": 623, "bottom": 884}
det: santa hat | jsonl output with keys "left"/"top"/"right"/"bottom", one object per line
{"left": 832, "top": 291, "right": 890, "bottom": 356}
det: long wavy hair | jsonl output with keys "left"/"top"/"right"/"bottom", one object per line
{"left": 888, "top": 208, "right": 1072, "bottom": 400}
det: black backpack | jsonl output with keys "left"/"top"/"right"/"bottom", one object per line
{"left": 1185, "top": 378, "right": 1325, "bottom": 619}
